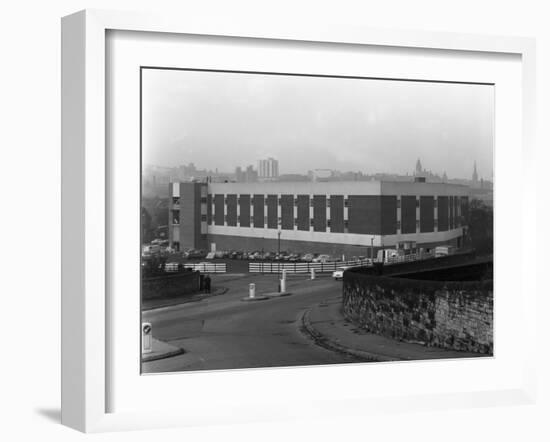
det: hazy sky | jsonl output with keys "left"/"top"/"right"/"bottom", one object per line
{"left": 142, "top": 69, "right": 494, "bottom": 180}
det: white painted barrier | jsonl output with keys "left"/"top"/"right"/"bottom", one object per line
{"left": 142, "top": 322, "right": 152, "bottom": 354}
{"left": 164, "top": 262, "right": 227, "bottom": 273}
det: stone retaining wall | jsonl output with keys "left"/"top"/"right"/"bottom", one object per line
{"left": 342, "top": 270, "right": 493, "bottom": 354}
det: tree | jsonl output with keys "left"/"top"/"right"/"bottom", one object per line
{"left": 467, "top": 198, "right": 493, "bottom": 255}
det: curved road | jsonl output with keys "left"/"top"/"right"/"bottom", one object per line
{"left": 142, "top": 274, "right": 360, "bottom": 373}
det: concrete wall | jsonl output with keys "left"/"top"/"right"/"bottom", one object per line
{"left": 342, "top": 265, "right": 493, "bottom": 354}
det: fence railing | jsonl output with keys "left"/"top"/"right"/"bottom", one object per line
{"left": 164, "top": 262, "right": 227, "bottom": 273}
{"left": 249, "top": 259, "right": 373, "bottom": 274}
{"left": 249, "top": 251, "right": 438, "bottom": 274}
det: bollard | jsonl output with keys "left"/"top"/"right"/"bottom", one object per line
{"left": 282, "top": 269, "right": 287, "bottom": 280}
{"left": 142, "top": 322, "right": 153, "bottom": 354}
{"left": 310, "top": 268, "right": 316, "bottom": 280}
{"left": 280, "top": 278, "right": 286, "bottom": 293}
{"left": 249, "top": 283, "right": 256, "bottom": 299}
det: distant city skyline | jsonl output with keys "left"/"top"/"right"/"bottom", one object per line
{"left": 143, "top": 158, "right": 491, "bottom": 183}
{"left": 142, "top": 69, "right": 494, "bottom": 181}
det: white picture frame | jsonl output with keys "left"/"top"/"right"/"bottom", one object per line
{"left": 61, "top": 9, "right": 537, "bottom": 433}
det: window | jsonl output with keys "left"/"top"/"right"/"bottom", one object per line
{"left": 327, "top": 199, "right": 331, "bottom": 208}
{"left": 172, "top": 197, "right": 180, "bottom": 206}
{"left": 396, "top": 199, "right": 401, "bottom": 209}
{"left": 344, "top": 199, "right": 349, "bottom": 208}
{"left": 396, "top": 220, "right": 401, "bottom": 230}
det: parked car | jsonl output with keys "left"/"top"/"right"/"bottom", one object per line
{"left": 301, "top": 253, "right": 315, "bottom": 262}
{"left": 185, "top": 249, "right": 208, "bottom": 260}
{"left": 141, "top": 244, "right": 161, "bottom": 257}
{"left": 313, "top": 254, "right": 331, "bottom": 263}
{"left": 332, "top": 266, "right": 351, "bottom": 280}
{"left": 288, "top": 253, "right": 300, "bottom": 262}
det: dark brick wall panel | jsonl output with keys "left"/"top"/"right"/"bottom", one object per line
{"left": 438, "top": 196, "right": 449, "bottom": 231}
{"left": 214, "top": 194, "right": 224, "bottom": 226}
{"left": 226, "top": 194, "right": 237, "bottom": 226}
{"left": 420, "top": 196, "right": 435, "bottom": 233}
{"left": 401, "top": 195, "right": 417, "bottom": 234}
{"left": 280, "top": 195, "right": 294, "bottom": 230}
{"left": 239, "top": 194, "right": 250, "bottom": 227}
{"left": 313, "top": 195, "right": 327, "bottom": 232}
{"left": 266, "top": 195, "right": 278, "bottom": 229}
{"left": 330, "top": 195, "right": 344, "bottom": 233}
{"left": 449, "top": 196, "right": 455, "bottom": 229}
{"left": 253, "top": 194, "right": 264, "bottom": 228}
{"left": 381, "top": 196, "right": 397, "bottom": 235}
{"left": 297, "top": 195, "right": 310, "bottom": 231}
{"left": 348, "top": 195, "right": 380, "bottom": 234}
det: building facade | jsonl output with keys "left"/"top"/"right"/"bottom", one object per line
{"left": 168, "top": 180, "right": 469, "bottom": 256}
{"left": 257, "top": 157, "right": 279, "bottom": 181}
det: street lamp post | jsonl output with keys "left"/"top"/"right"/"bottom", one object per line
{"left": 370, "top": 236, "right": 374, "bottom": 262}
{"left": 277, "top": 228, "right": 282, "bottom": 278}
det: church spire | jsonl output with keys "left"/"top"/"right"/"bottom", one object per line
{"left": 472, "top": 161, "right": 479, "bottom": 183}
{"left": 415, "top": 158, "right": 423, "bottom": 176}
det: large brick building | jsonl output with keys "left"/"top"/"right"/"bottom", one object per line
{"left": 168, "top": 180, "right": 469, "bottom": 257}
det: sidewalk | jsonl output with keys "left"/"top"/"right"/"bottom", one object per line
{"left": 302, "top": 297, "right": 484, "bottom": 362}
{"left": 141, "top": 338, "right": 185, "bottom": 363}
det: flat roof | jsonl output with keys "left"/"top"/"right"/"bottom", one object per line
{"left": 203, "top": 180, "right": 469, "bottom": 196}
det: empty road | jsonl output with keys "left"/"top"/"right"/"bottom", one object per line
{"left": 142, "top": 274, "right": 360, "bottom": 373}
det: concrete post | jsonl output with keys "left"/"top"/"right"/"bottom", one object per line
{"left": 310, "top": 268, "right": 316, "bottom": 280}
{"left": 249, "top": 283, "right": 256, "bottom": 299}
{"left": 282, "top": 269, "right": 287, "bottom": 280}
{"left": 142, "top": 322, "right": 153, "bottom": 354}
{"left": 280, "top": 278, "right": 286, "bottom": 293}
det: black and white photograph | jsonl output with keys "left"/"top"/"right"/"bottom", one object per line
{"left": 140, "top": 68, "right": 494, "bottom": 373}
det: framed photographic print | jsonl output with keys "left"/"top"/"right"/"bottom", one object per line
{"left": 61, "top": 9, "right": 537, "bottom": 432}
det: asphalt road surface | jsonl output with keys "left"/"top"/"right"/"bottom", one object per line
{"left": 142, "top": 274, "right": 360, "bottom": 373}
